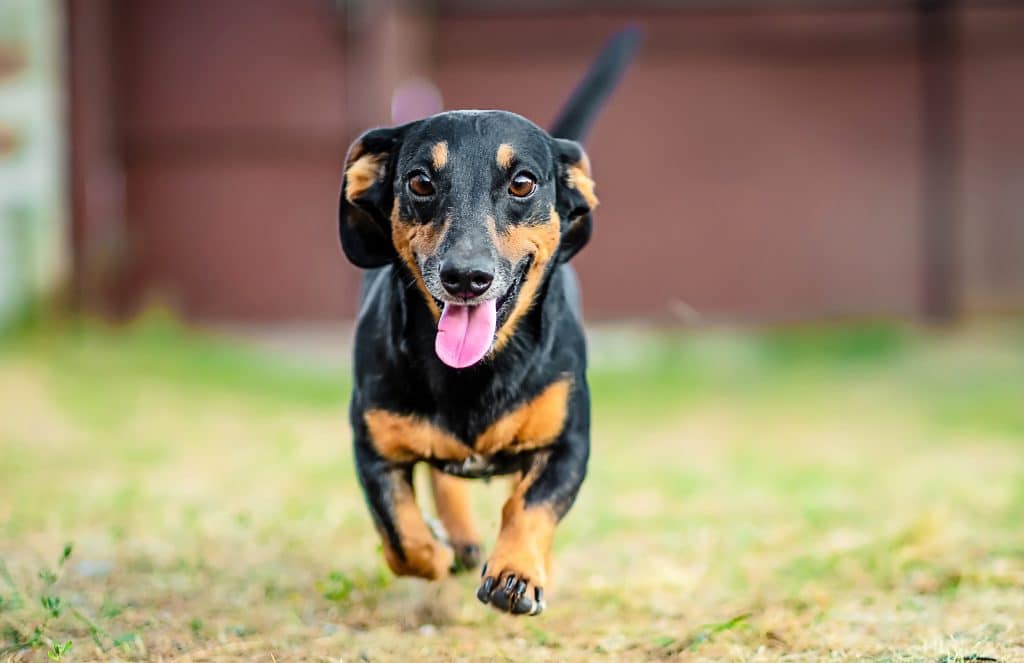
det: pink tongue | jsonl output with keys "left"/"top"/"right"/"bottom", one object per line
{"left": 435, "top": 300, "right": 497, "bottom": 369}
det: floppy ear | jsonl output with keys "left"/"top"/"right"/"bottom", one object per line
{"left": 339, "top": 126, "right": 405, "bottom": 268}
{"left": 552, "top": 138, "right": 598, "bottom": 263}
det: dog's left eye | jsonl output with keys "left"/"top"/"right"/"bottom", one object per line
{"left": 508, "top": 172, "right": 537, "bottom": 198}
{"left": 408, "top": 171, "right": 435, "bottom": 197}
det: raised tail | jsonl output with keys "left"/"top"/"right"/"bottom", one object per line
{"left": 548, "top": 27, "right": 643, "bottom": 142}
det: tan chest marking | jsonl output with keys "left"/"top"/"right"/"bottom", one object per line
{"left": 364, "top": 378, "right": 572, "bottom": 462}
{"left": 474, "top": 379, "right": 571, "bottom": 455}
{"left": 363, "top": 409, "right": 470, "bottom": 463}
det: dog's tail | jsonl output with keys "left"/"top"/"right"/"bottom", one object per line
{"left": 549, "top": 27, "right": 642, "bottom": 143}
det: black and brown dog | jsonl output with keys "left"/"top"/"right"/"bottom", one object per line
{"left": 338, "top": 30, "right": 639, "bottom": 616}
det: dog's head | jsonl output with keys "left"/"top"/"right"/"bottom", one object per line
{"left": 339, "top": 111, "right": 597, "bottom": 369}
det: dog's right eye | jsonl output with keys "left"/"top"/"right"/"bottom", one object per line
{"left": 408, "top": 172, "right": 435, "bottom": 197}
{"left": 508, "top": 172, "right": 537, "bottom": 198}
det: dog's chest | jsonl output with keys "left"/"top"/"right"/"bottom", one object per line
{"left": 363, "top": 378, "right": 571, "bottom": 464}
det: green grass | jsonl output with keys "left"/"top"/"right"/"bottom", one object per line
{"left": 1, "top": 316, "right": 1023, "bottom": 661}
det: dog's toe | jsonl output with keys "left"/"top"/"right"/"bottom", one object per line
{"left": 513, "top": 587, "right": 543, "bottom": 616}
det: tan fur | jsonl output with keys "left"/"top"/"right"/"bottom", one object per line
{"left": 367, "top": 381, "right": 570, "bottom": 585}
{"left": 475, "top": 379, "right": 571, "bottom": 455}
{"left": 430, "top": 469, "right": 479, "bottom": 546}
{"left": 363, "top": 409, "right": 472, "bottom": 463}
{"left": 344, "top": 151, "right": 388, "bottom": 203}
{"left": 492, "top": 208, "right": 562, "bottom": 350}
{"left": 380, "top": 470, "right": 454, "bottom": 579}
{"left": 567, "top": 154, "right": 598, "bottom": 209}
{"left": 364, "top": 378, "right": 571, "bottom": 462}
{"left": 390, "top": 203, "right": 445, "bottom": 320}
{"left": 496, "top": 143, "right": 515, "bottom": 169}
{"left": 431, "top": 141, "right": 448, "bottom": 170}
{"left": 484, "top": 461, "right": 556, "bottom": 590}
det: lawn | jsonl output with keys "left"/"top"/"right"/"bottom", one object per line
{"left": 1, "top": 316, "right": 1023, "bottom": 661}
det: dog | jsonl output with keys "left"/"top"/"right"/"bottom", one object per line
{"left": 338, "top": 30, "right": 639, "bottom": 616}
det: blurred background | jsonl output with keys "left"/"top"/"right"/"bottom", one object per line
{"left": 1, "top": 0, "right": 1022, "bottom": 328}
{"left": 1, "top": 1, "right": 1023, "bottom": 661}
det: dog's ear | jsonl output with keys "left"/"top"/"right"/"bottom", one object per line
{"left": 339, "top": 126, "right": 405, "bottom": 268}
{"left": 552, "top": 138, "right": 598, "bottom": 263}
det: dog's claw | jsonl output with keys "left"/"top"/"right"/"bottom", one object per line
{"left": 532, "top": 587, "right": 545, "bottom": 615}
{"left": 476, "top": 576, "right": 495, "bottom": 604}
{"left": 489, "top": 576, "right": 514, "bottom": 611}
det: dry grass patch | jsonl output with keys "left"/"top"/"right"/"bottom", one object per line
{"left": 1, "top": 319, "right": 1022, "bottom": 661}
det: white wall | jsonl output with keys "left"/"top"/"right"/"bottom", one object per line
{"left": 0, "top": 0, "right": 66, "bottom": 326}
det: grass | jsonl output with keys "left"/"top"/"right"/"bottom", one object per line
{"left": 1, "top": 315, "right": 1023, "bottom": 661}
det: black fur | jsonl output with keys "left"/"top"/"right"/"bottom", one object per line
{"left": 549, "top": 26, "right": 643, "bottom": 142}
{"left": 338, "top": 29, "right": 639, "bottom": 616}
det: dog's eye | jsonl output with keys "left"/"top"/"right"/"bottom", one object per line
{"left": 408, "top": 171, "right": 435, "bottom": 197}
{"left": 508, "top": 172, "right": 537, "bottom": 198}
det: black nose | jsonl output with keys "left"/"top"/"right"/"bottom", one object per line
{"left": 440, "top": 262, "right": 494, "bottom": 298}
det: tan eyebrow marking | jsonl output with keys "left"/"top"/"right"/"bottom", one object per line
{"left": 496, "top": 143, "right": 515, "bottom": 169}
{"left": 431, "top": 141, "right": 448, "bottom": 170}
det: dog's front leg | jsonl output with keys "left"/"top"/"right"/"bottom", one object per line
{"left": 354, "top": 442, "right": 454, "bottom": 580}
{"left": 430, "top": 469, "right": 482, "bottom": 571}
{"left": 476, "top": 434, "right": 588, "bottom": 616}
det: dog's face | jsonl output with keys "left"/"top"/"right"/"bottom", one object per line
{"left": 340, "top": 111, "right": 597, "bottom": 368}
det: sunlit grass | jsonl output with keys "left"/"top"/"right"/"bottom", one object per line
{"left": 1, "top": 316, "right": 1022, "bottom": 661}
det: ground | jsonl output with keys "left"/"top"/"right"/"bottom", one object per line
{"left": 1, "top": 316, "right": 1022, "bottom": 662}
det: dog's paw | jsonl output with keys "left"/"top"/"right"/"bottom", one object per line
{"left": 426, "top": 514, "right": 480, "bottom": 574}
{"left": 450, "top": 541, "right": 482, "bottom": 574}
{"left": 382, "top": 535, "right": 455, "bottom": 581}
{"left": 476, "top": 560, "right": 545, "bottom": 616}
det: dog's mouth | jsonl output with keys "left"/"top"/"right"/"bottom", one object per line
{"left": 432, "top": 256, "right": 531, "bottom": 370}
{"left": 496, "top": 255, "right": 530, "bottom": 327}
